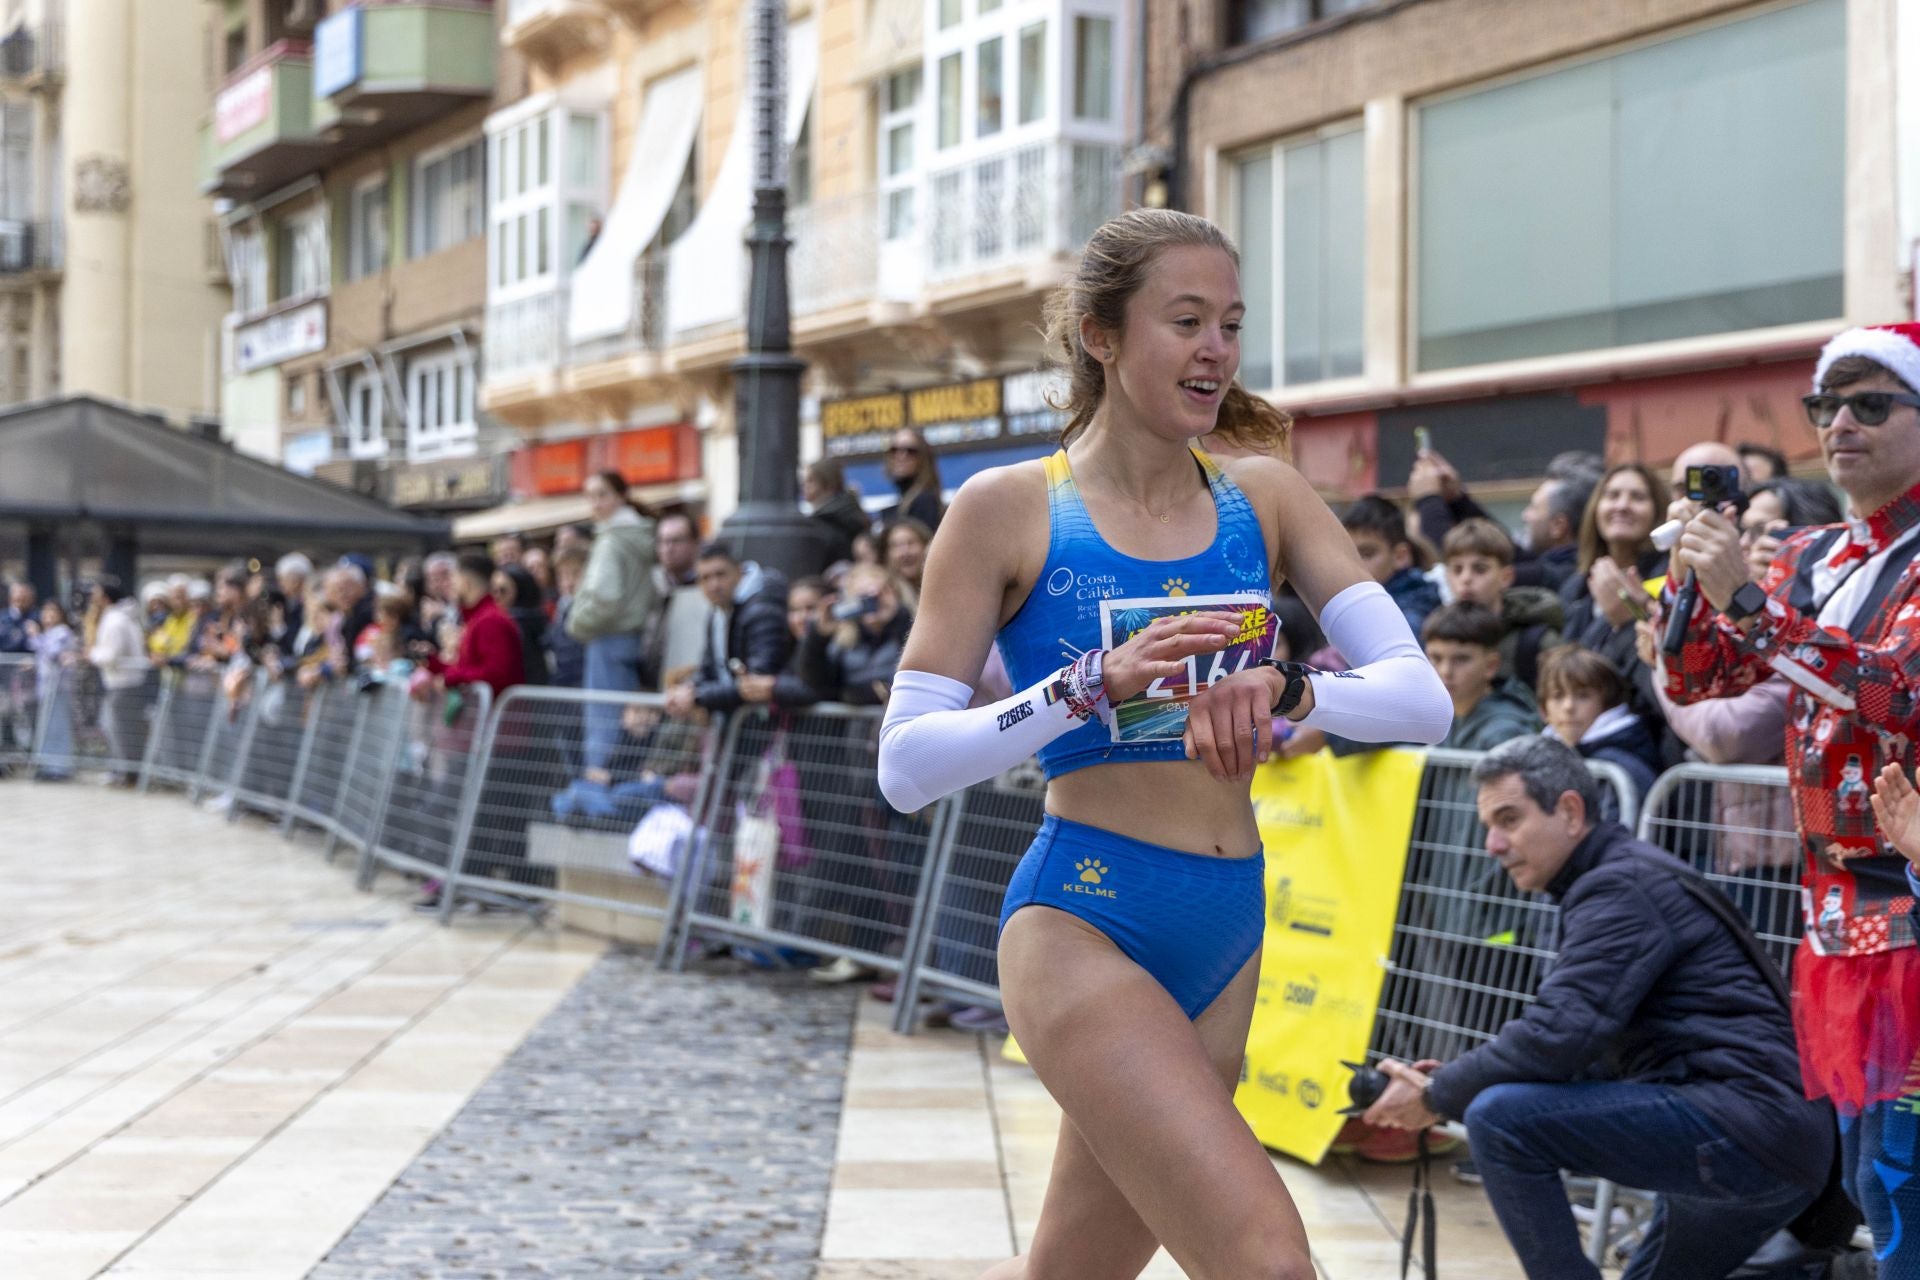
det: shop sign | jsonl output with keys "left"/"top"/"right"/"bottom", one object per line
{"left": 233, "top": 300, "right": 326, "bottom": 372}
{"left": 822, "top": 374, "right": 1037, "bottom": 459}
{"left": 525, "top": 438, "right": 588, "bottom": 496}
{"left": 1003, "top": 369, "right": 1069, "bottom": 438}
{"left": 596, "top": 423, "right": 697, "bottom": 486}
{"left": 313, "top": 7, "right": 363, "bottom": 99}
{"left": 393, "top": 457, "right": 501, "bottom": 508}
{"left": 215, "top": 65, "right": 273, "bottom": 143}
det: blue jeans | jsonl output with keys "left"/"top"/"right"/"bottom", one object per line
{"left": 582, "top": 631, "right": 642, "bottom": 773}
{"left": 1840, "top": 1088, "right": 1920, "bottom": 1277}
{"left": 1465, "top": 1080, "right": 1813, "bottom": 1280}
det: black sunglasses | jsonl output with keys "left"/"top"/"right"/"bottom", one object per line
{"left": 1801, "top": 391, "right": 1920, "bottom": 428}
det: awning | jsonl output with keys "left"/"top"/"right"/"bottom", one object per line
{"left": 856, "top": 0, "right": 921, "bottom": 82}
{"left": 0, "top": 395, "right": 447, "bottom": 554}
{"left": 452, "top": 479, "right": 707, "bottom": 543}
{"left": 567, "top": 64, "right": 703, "bottom": 343}
{"left": 666, "top": 18, "right": 818, "bottom": 338}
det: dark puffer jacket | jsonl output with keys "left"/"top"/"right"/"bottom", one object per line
{"left": 1427, "top": 821, "right": 1833, "bottom": 1194}
{"left": 799, "top": 607, "right": 913, "bottom": 706}
{"left": 692, "top": 565, "right": 792, "bottom": 711}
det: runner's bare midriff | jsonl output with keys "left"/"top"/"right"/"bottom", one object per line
{"left": 1046, "top": 758, "right": 1262, "bottom": 859}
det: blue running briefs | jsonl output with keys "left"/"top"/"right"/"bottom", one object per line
{"left": 999, "top": 814, "right": 1265, "bottom": 1020}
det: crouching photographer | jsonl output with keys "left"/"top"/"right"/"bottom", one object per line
{"left": 1363, "top": 737, "right": 1833, "bottom": 1280}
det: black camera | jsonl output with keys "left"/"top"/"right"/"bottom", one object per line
{"left": 1340, "top": 1058, "right": 1390, "bottom": 1116}
{"left": 1685, "top": 464, "right": 1743, "bottom": 507}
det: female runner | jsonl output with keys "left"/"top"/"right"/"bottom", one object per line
{"left": 876, "top": 209, "right": 1451, "bottom": 1279}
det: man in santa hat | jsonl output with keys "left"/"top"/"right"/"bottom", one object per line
{"left": 1661, "top": 322, "right": 1920, "bottom": 1274}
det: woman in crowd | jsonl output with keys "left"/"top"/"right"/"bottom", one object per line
{"left": 29, "top": 598, "right": 76, "bottom": 780}
{"left": 877, "top": 209, "right": 1448, "bottom": 1278}
{"left": 1560, "top": 461, "right": 1668, "bottom": 715}
{"left": 492, "top": 564, "right": 551, "bottom": 688}
{"left": 882, "top": 428, "right": 945, "bottom": 532}
{"left": 883, "top": 519, "right": 932, "bottom": 612}
{"left": 89, "top": 576, "right": 150, "bottom": 785}
{"left": 568, "top": 471, "right": 658, "bottom": 795}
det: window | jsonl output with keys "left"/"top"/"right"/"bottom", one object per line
{"left": 977, "top": 37, "right": 1003, "bottom": 138}
{"left": 881, "top": 68, "right": 920, "bottom": 241}
{"left": 1072, "top": 16, "right": 1113, "bottom": 121}
{"left": 411, "top": 137, "right": 484, "bottom": 259}
{"left": 343, "top": 368, "right": 384, "bottom": 459}
{"left": 1416, "top": 0, "right": 1843, "bottom": 371}
{"left": 286, "top": 373, "right": 306, "bottom": 418}
{"left": 346, "top": 178, "right": 389, "bottom": 281}
{"left": 1017, "top": 22, "right": 1046, "bottom": 125}
{"left": 1228, "top": 0, "right": 1376, "bottom": 46}
{"left": 938, "top": 0, "right": 961, "bottom": 29}
{"left": 937, "top": 53, "right": 961, "bottom": 149}
{"left": 406, "top": 351, "right": 477, "bottom": 461}
{"left": 789, "top": 106, "right": 813, "bottom": 208}
{"left": 225, "top": 224, "right": 267, "bottom": 314}
{"left": 489, "top": 108, "right": 601, "bottom": 294}
{"left": 223, "top": 24, "right": 246, "bottom": 75}
{"left": 0, "top": 103, "right": 31, "bottom": 224}
{"left": 272, "top": 204, "right": 328, "bottom": 301}
{"left": 1232, "top": 127, "right": 1364, "bottom": 388}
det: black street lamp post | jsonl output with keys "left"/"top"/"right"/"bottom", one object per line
{"left": 717, "top": 0, "right": 833, "bottom": 579}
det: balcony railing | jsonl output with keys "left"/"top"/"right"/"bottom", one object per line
{"left": 925, "top": 140, "right": 1120, "bottom": 283}
{"left": 485, "top": 287, "right": 566, "bottom": 384}
{"left": 789, "top": 193, "right": 882, "bottom": 317}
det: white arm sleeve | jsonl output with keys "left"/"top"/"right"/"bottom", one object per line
{"left": 1300, "top": 581, "right": 1453, "bottom": 745}
{"left": 878, "top": 667, "right": 1084, "bottom": 813}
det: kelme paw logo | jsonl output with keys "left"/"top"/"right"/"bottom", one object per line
{"left": 1161, "top": 577, "right": 1189, "bottom": 597}
{"left": 1076, "top": 859, "right": 1108, "bottom": 884}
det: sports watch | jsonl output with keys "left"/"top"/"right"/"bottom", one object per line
{"left": 1255, "top": 659, "right": 1314, "bottom": 719}
{"left": 1721, "top": 581, "right": 1768, "bottom": 624}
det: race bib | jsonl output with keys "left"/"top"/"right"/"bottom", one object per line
{"left": 1098, "top": 593, "right": 1276, "bottom": 743}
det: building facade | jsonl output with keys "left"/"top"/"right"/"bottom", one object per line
{"left": 1140, "top": 0, "right": 1916, "bottom": 504}
{"left": 0, "top": 0, "right": 229, "bottom": 420}
{"left": 468, "top": 0, "right": 1128, "bottom": 537}
{"left": 204, "top": 0, "right": 516, "bottom": 518}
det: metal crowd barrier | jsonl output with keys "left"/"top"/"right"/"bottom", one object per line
{"left": 225, "top": 677, "right": 313, "bottom": 823}
{"left": 138, "top": 669, "right": 222, "bottom": 793}
{"left": 889, "top": 765, "right": 1045, "bottom": 1033}
{"left": 326, "top": 682, "right": 411, "bottom": 864}
{"left": 32, "top": 661, "right": 162, "bottom": 782}
{"left": 0, "top": 653, "right": 36, "bottom": 774}
{"left": 665, "top": 704, "right": 952, "bottom": 977}
{"left": 436, "top": 686, "right": 718, "bottom": 937}
{"left": 279, "top": 684, "right": 363, "bottom": 840}
{"left": 356, "top": 682, "right": 491, "bottom": 891}
{"left": 192, "top": 670, "right": 262, "bottom": 805}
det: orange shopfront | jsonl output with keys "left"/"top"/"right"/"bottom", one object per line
{"left": 452, "top": 424, "right": 704, "bottom": 544}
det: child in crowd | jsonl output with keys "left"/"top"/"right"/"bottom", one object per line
{"left": 1341, "top": 495, "right": 1440, "bottom": 635}
{"left": 1537, "top": 645, "right": 1661, "bottom": 803}
{"left": 1422, "top": 603, "right": 1542, "bottom": 751}
{"left": 1441, "top": 518, "right": 1564, "bottom": 692}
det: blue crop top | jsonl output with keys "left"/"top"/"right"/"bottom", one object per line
{"left": 996, "top": 447, "right": 1275, "bottom": 779}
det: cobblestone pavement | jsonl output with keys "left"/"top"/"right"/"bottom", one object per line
{"left": 310, "top": 955, "right": 859, "bottom": 1280}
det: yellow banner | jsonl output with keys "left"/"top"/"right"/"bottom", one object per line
{"left": 1233, "top": 747, "right": 1427, "bottom": 1163}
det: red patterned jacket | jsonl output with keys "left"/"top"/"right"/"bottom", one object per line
{"left": 1660, "top": 486, "right": 1920, "bottom": 959}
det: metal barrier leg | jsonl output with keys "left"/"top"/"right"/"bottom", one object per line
{"left": 892, "top": 795, "right": 961, "bottom": 1037}
{"left": 185, "top": 686, "right": 229, "bottom": 804}
{"left": 135, "top": 680, "right": 175, "bottom": 795}
{"left": 660, "top": 713, "right": 746, "bottom": 969}
{"left": 321, "top": 696, "right": 372, "bottom": 863}
{"left": 220, "top": 676, "right": 269, "bottom": 821}
{"left": 278, "top": 686, "right": 325, "bottom": 838}
{"left": 353, "top": 705, "right": 415, "bottom": 893}
{"left": 436, "top": 697, "right": 507, "bottom": 927}
{"left": 1587, "top": 1177, "right": 1618, "bottom": 1267}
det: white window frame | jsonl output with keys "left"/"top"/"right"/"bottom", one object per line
{"left": 346, "top": 174, "right": 389, "bottom": 281}
{"left": 275, "top": 202, "right": 330, "bottom": 303}
{"left": 878, "top": 67, "right": 920, "bottom": 242}
{"left": 410, "top": 133, "right": 485, "bottom": 260}
{"left": 1225, "top": 119, "right": 1367, "bottom": 393}
{"left": 224, "top": 222, "right": 268, "bottom": 316}
{"left": 343, "top": 367, "right": 386, "bottom": 460}
{"left": 405, "top": 349, "right": 478, "bottom": 462}
{"left": 486, "top": 103, "right": 604, "bottom": 302}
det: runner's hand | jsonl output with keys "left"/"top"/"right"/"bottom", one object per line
{"left": 1871, "top": 764, "right": 1920, "bottom": 868}
{"left": 1102, "top": 612, "right": 1243, "bottom": 704}
{"left": 1184, "top": 666, "right": 1279, "bottom": 783}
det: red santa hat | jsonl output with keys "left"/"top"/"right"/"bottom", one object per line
{"left": 1814, "top": 322, "right": 1920, "bottom": 394}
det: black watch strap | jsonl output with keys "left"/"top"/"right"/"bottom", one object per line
{"left": 1256, "top": 659, "right": 1313, "bottom": 717}
{"left": 1722, "top": 581, "right": 1768, "bottom": 623}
